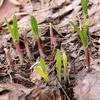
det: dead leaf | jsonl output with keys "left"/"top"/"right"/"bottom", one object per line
{"left": 0, "top": 0, "right": 4, "bottom": 7}
{"left": 30, "top": 66, "right": 42, "bottom": 81}
{"left": 9, "top": 0, "right": 20, "bottom": 5}
{"left": 0, "top": 0, "right": 20, "bottom": 27}
{"left": 9, "top": 89, "right": 26, "bottom": 100}
{"left": 29, "top": 87, "right": 53, "bottom": 100}
{"left": 0, "top": 34, "right": 11, "bottom": 49}
{"left": 1, "top": 83, "right": 34, "bottom": 95}
{"left": 18, "top": 0, "right": 29, "bottom": 3}
{"left": 0, "top": 93, "right": 9, "bottom": 100}
{"left": 54, "top": 90, "right": 62, "bottom": 100}
{"left": 74, "top": 69, "right": 100, "bottom": 100}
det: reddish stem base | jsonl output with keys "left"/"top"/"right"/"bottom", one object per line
{"left": 37, "top": 38, "right": 45, "bottom": 57}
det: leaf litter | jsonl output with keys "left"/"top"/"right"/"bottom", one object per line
{"left": 0, "top": 0, "right": 100, "bottom": 100}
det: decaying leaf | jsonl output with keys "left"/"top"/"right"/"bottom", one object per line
{"left": 0, "top": 0, "right": 20, "bottom": 27}
{"left": 54, "top": 90, "right": 62, "bottom": 100}
{"left": 0, "top": 0, "right": 4, "bottom": 7}
{"left": 9, "top": 89, "right": 26, "bottom": 100}
{"left": 9, "top": 0, "right": 20, "bottom": 5}
{"left": 18, "top": 0, "right": 29, "bottom": 3}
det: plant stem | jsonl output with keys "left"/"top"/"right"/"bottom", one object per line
{"left": 37, "top": 38, "right": 45, "bottom": 57}
{"left": 24, "top": 33, "right": 31, "bottom": 59}
{"left": 4, "top": 48, "right": 15, "bottom": 71}
{"left": 85, "top": 47, "right": 90, "bottom": 71}
{"left": 14, "top": 40, "right": 23, "bottom": 64}
{"left": 85, "top": 15, "right": 91, "bottom": 71}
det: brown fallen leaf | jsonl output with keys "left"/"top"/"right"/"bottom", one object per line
{"left": 29, "top": 87, "right": 53, "bottom": 100}
{"left": 0, "top": 0, "right": 20, "bottom": 27}
{"left": 30, "top": 66, "right": 42, "bottom": 81}
{"left": 0, "top": 0, "right": 4, "bottom": 7}
{"left": 18, "top": 0, "right": 29, "bottom": 3}
{"left": 9, "top": 89, "right": 26, "bottom": 100}
{"left": 9, "top": 0, "right": 20, "bottom": 5}
{"left": 54, "top": 90, "right": 62, "bottom": 100}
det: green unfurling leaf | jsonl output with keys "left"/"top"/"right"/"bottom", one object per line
{"left": 5, "top": 17, "right": 13, "bottom": 38}
{"left": 62, "top": 52, "right": 67, "bottom": 81}
{"left": 69, "top": 21, "right": 88, "bottom": 50}
{"left": 5, "top": 15, "right": 19, "bottom": 41}
{"left": 69, "top": 21, "right": 83, "bottom": 39}
{"left": 56, "top": 49, "right": 62, "bottom": 81}
{"left": 40, "top": 58, "right": 47, "bottom": 74}
{"left": 30, "top": 16, "right": 39, "bottom": 39}
{"left": 63, "top": 52, "right": 67, "bottom": 68}
{"left": 13, "top": 15, "right": 19, "bottom": 42}
{"left": 35, "top": 66, "right": 49, "bottom": 82}
{"left": 81, "top": 0, "right": 88, "bottom": 15}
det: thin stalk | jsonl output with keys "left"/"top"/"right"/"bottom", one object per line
{"left": 37, "top": 38, "right": 45, "bottom": 57}
{"left": 4, "top": 48, "right": 15, "bottom": 71}
{"left": 14, "top": 40, "right": 23, "bottom": 64}
{"left": 24, "top": 32, "right": 31, "bottom": 59}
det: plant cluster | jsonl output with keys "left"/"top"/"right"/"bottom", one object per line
{"left": 4, "top": 0, "right": 90, "bottom": 83}
{"left": 69, "top": 0, "right": 90, "bottom": 71}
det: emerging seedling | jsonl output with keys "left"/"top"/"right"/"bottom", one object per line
{"left": 62, "top": 52, "right": 67, "bottom": 81}
{"left": 35, "top": 58, "right": 49, "bottom": 82}
{"left": 56, "top": 49, "right": 62, "bottom": 82}
{"left": 5, "top": 15, "right": 23, "bottom": 64}
{"left": 4, "top": 48, "right": 15, "bottom": 71}
{"left": 30, "top": 16, "right": 45, "bottom": 57}
{"left": 23, "top": 28, "right": 31, "bottom": 59}
{"left": 69, "top": 0, "right": 90, "bottom": 71}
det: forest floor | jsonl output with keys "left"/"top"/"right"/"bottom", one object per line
{"left": 0, "top": 0, "right": 100, "bottom": 100}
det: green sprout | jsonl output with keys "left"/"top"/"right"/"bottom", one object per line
{"left": 30, "top": 16, "right": 45, "bottom": 57}
{"left": 56, "top": 49, "right": 62, "bottom": 82}
{"left": 5, "top": 15, "right": 23, "bottom": 64}
{"left": 23, "top": 27, "right": 32, "bottom": 59}
{"left": 35, "top": 58, "right": 49, "bottom": 82}
{"left": 69, "top": 0, "right": 90, "bottom": 71}
{"left": 62, "top": 52, "right": 67, "bottom": 81}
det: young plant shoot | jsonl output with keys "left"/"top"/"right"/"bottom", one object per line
{"left": 63, "top": 52, "right": 67, "bottom": 81}
{"left": 49, "top": 23, "right": 57, "bottom": 50}
{"left": 4, "top": 48, "right": 15, "bottom": 71}
{"left": 30, "top": 16, "right": 45, "bottom": 57}
{"left": 23, "top": 28, "right": 31, "bottom": 59}
{"left": 5, "top": 15, "right": 23, "bottom": 64}
{"left": 35, "top": 58, "right": 49, "bottom": 82}
{"left": 49, "top": 23, "right": 54, "bottom": 46}
{"left": 56, "top": 49, "right": 62, "bottom": 82}
{"left": 69, "top": 0, "right": 90, "bottom": 71}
